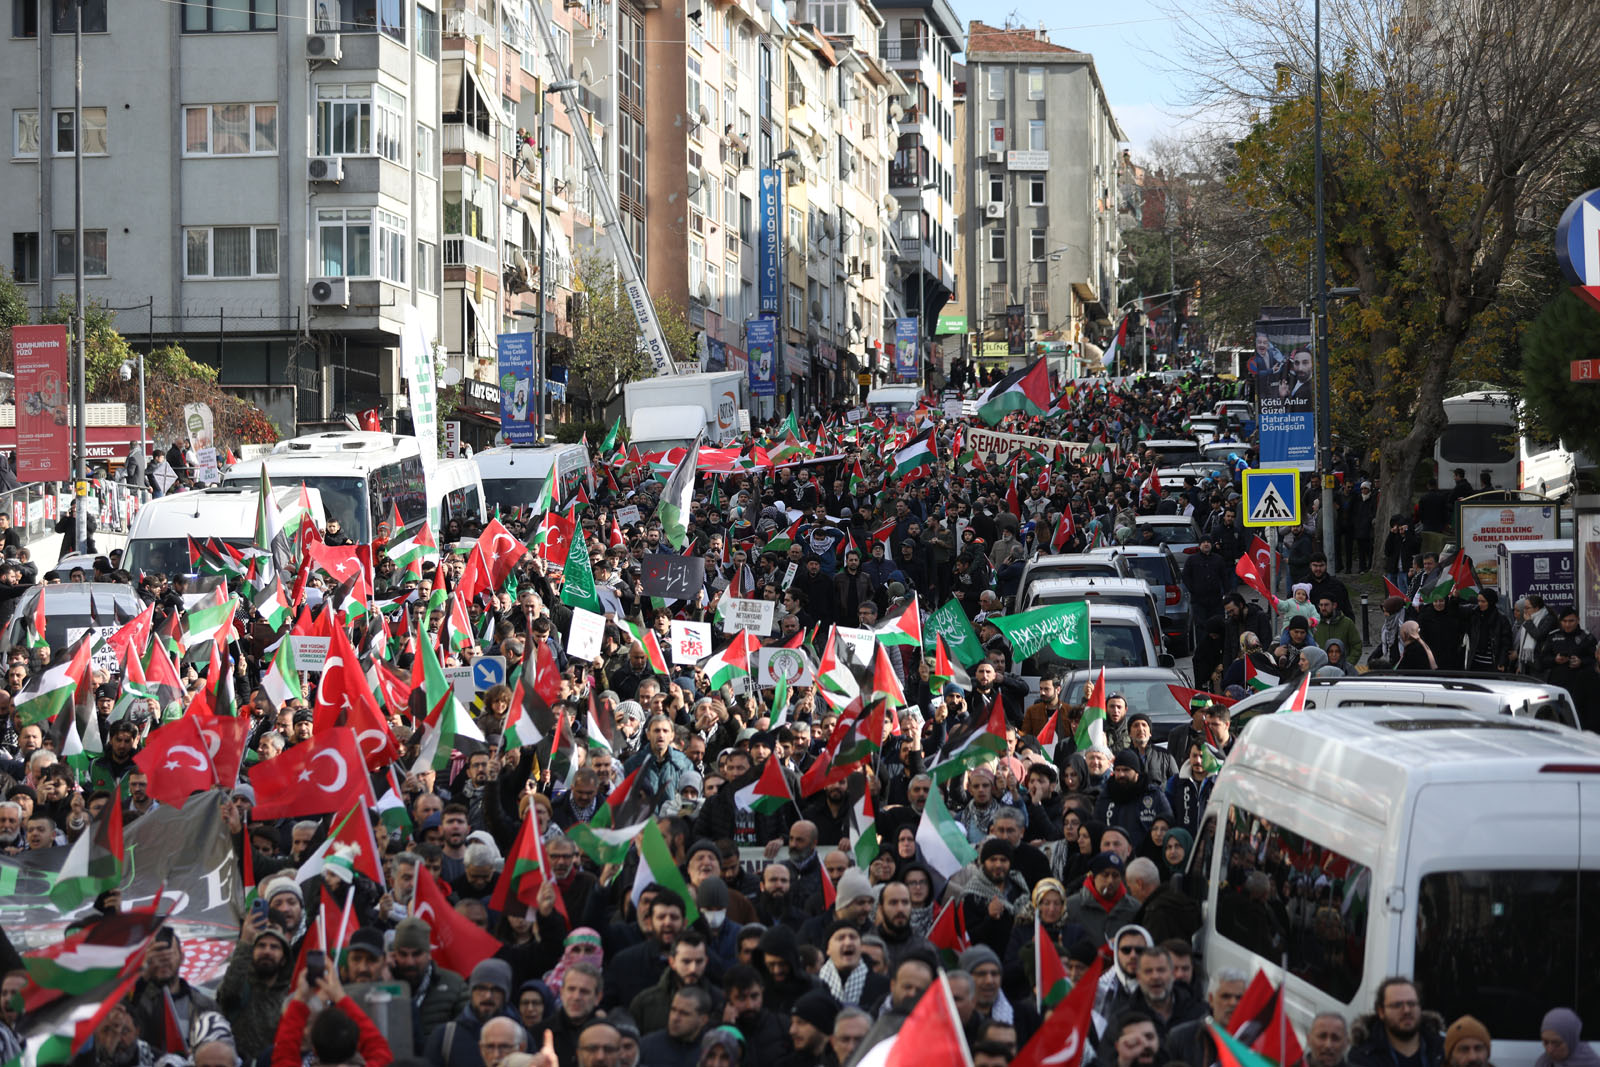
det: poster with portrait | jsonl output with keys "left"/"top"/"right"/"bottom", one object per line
{"left": 1253, "top": 317, "right": 1317, "bottom": 470}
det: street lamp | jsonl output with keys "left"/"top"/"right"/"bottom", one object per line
{"left": 119, "top": 356, "right": 145, "bottom": 476}
{"left": 517, "top": 77, "right": 579, "bottom": 443}
{"left": 1312, "top": 0, "right": 1334, "bottom": 562}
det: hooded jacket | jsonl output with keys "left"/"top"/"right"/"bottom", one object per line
{"left": 214, "top": 939, "right": 293, "bottom": 1063}
{"left": 1349, "top": 1011, "right": 1447, "bottom": 1067}
{"left": 754, "top": 925, "right": 824, "bottom": 1018}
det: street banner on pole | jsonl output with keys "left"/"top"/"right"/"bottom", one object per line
{"left": 11, "top": 324, "right": 71, "bottom": 481}
{"left": 1251, "top": 317, "right": 1317, "bottom": 470}
{"left": 497, "top": 332, "right": 537, "bottom": 445}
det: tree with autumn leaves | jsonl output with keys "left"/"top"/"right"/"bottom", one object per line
{"left": 1174, "top": 0, "right": 1600, "bottom": 550}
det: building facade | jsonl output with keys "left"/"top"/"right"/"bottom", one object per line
{"left": 962, "top": 20, "right": 1123, "bottom": 379}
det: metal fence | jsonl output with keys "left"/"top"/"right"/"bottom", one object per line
{"left": 1, "top": 479, "right": 152, "bottom": 547}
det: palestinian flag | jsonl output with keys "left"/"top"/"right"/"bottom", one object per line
{"left": 295, "top": 803, "right": 385, "bottom": 887}
{"left": 18, "top": 911, "right": 166, "bottom": 1067}
{"left": 1036, "top": 707, "right": 1061, "bottom": 746}
{"left": 261, "top": 637, "right": 302, "bottom": 709}
{"left": 928, "top": 697, "right": 1007, "bottom": 782}
{"left": 1209, "top": 1020, "right": 1279, "bottom": 1067}
{"left": 48, "top": 797, "right": 124, "bottom": 911}
{"left": 929, "top": 633, "right": 973, "bottom": 693}
{"left": 600, "top": 414, "right": 625, "bottom": 453}
{"left": 926, "top": 899, "right": 972, "bottom": 967}
{"left": 411, "top": 685, "right": 487, "bottom": 774}
{"left": 25, "top": 587, "right": 50, "bottom": 650}
{"left": 915, "top": 783, "right": 977, "bottom": 878}
{"left": 701, "top": 630, "right": 760, "bottom": 690}
{"left": 1384, "top": 576, "right": 1407, "bottom": 600}
{"left": 846, "top": 771, "right": 879, "bottom": 869}
{"left": 491, "top": 799, "right": 567, "bottom": 920}
{"left": 1101, "top": 315, "right": 1129, "bottom": 370}
{"left": 1073, "top": 666, "right": 1107, "bottom": 750}
{"left": 848, "top": 460, "right": 868, "bottom": 494}
{"left": 1034, "top": 913, "right": 1069, "bottom": 1010}
{"left": 583, "top": 690, "right": 617, "bottom": 755}
{"left": 768, "top": 671, "right": 792, "bottom": 725}
{"left": 1283, "top": 672, "right": 1311, "bottom": 712}
{"left": 1424, "top": 551, "right": 1477, "bottom": 603}
{"left": 630, "top": 817, "right": 701, "bottom": 923}
{"left": 255, "top": 467, "right": 294, "bottom": 578}
{"left": 867, "top": 645, "right": 907, "bottom": 709}
{"left": 387, "top": 519, "right": 438, "bottom": 578}
{"left": 873, "top": 593, "right": 922, "bottom": 648}
{"left": 734, "top": 754, "right": 794, "bottom": 816}
{"left": 568, "top": 766, "right": 656, "bottom": 865}
{"left": 1245, "top": 658, "right": 1280, "bottom": 692}
{"left": 891, "top": 429, "right": 936, "bottom": 481}
{"left": 656, "top": 443, "right": 700, "bottom": 551}
{"left": 375, "top": 769, "right": 413, "bottom": 837}
{"left": 800, "top": 698, "right": 885, "bottom": 794}
{"left": 976, "top": 357, "right": 1051, "bottom": 425}
{"left": 764, "top": 513, "right": 803, "bottom": 554}
{"left": 15, "top": 633, "right": 93, "bottom": 728}
{"left": 182, "top": 590, "right": 238, "bottom": 651}
{"left": 252, "top": 573, "right": 292, "bottom": 632}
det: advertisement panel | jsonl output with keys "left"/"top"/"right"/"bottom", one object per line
{"left": 10, "top": 324, "right": 70, "bottom": 481}
{"left": 746, "top": 318, "right": 777, "bottom": 397}
{"left": 1458, "top": 501, "right": 1558, "bottom": 591}
{"left": 183, "top": 402, "right": 218, "bottom": 483}
{"left": 758, "top": 168, "right": 782, "bottom": 316}
{"left": 893, "top": 317, "right": 919, "bottom": 381}
{"left": 1006, "top": 303, "right": 1027, "bottom": 355}
{"left": 497, "top": 331, "right": 537, "bottom": 444}
{"left": 1252, "top": 317, "right": 1317, "bottom": 470}
{"left": 1578, "top": 511, "right": 1600, "bottom": 637}
{"left": 1497, "top": 539, "right": 1575, "bottom": 614}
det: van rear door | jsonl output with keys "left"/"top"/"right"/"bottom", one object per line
{"left": 1405, "top": 780, "right": 1584, "bottom": 1050}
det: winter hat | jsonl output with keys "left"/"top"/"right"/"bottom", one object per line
{"left": 687, "top": 838, "right": 721, "bottom": 866}
{"left": 261, "top": 875, "right": 302, "bottom": 904}
{"left": 979, "top": 838, "right": 1015, "bottom": 862}
{"left": 1065, "top": 938, "right": 1100, "bottom": 966}
{"left": 695, "top": 876, "right": 730, "bottom": 911}
{"left": 835, "top": 867, "right": 874, "bottom": 906}
{"left": 469, "top": 958, "right": 513, "bottom": 998}
{"left": 255, "top": 923, "right": 293, "bottom": 953}
{"left": 957, "top": 944, "right": 1002, "bottom": 974}
{"left": 1444, "top": 1017, "right": 1491, "bottom": 1061}
{"left": 1088, "top": 851, "right": 1125, "bottom": 876}
{"left": 1126, "top": 712, "right": 1151, "bottom": 729}
{"left": 1113, "top": 750, "right": 1143, "bottom": 772}
{"left": 325, "top": 847, "right": 357, "bottom": 884}
{"left": 791, "top": 990, "right": 839, "bottom": 1033}
{"left": 231, "top": 784, "right": 256, "bottom": 805}
{"left": 1287, "top": 616, "right": 1310, "bottom": 633}
{"left": 393, "top": 917, "right": 432, "bottom": 952}
{"left": 699, "top": 1026, "right": 746, "bottom": 1063}
{"left": 348, "top": 927, "right": 386, "bottom": 959}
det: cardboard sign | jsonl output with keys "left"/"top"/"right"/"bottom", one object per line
{"left": 290, "top": 636, "right": 331, "bottom": 672}
{"left": 757, "top": 646, "right": 815, "bottom": 688}
{"left": 615, "top": 505, "right": 642, "bottom": 527}
{"left": 642, "top": 554, "right": 706, "bottom": 602}
{"left": 782, "top": 562, "right": 799, "bottom": 589}
{"left": 67, "top": 625, "right": 119, "bottom": 673}
{"left": 719, "top": 596, "right": 775, "bottom": 636}
{"left": 567, "top": 607, "right": 607, "bottom": 662}
{"left": 833, "top": 625, "right": 877, "bottom": 671}
{"left": 670, "top": 620, "right": 713, "bottom": 664}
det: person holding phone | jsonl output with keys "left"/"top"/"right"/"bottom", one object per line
{"left": 269, "top": 959, "right": 395, "bottom": 1067}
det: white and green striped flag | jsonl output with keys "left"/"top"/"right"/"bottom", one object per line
{"left": 261, "top": 638, "right": 302, "bottom": 709}
{"left": 630, "top": 818, "right": 701, "bottom": 923}
{"left": 655, "top": 442, "right": 700, "bottom": 551}
{"left": 915, "top": 783, "right": 978, "bottom": 879}
{"left": 182, "top": 592, "right": 239, "bottom": 652}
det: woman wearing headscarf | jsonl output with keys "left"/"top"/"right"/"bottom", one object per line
{"left": 1323, "top": 638, "right": 1359, "bottom": 676}
{"left": 1002, "top": 878, "right": 1087, "bottom": 1005}
{"left": 1375, "top": 595, "right": 1412, "bottom": 667}
{"left": 1536, "top": 1009, "right": 1600, "bottom": 1067}
{"left": 1465, "top": 589, "right": 1513, "bottom": 672}
{"left": 1398, "top": 619, "right": 1438, "bottom": 670}
{"left": 1161, "top": 828, "right": 1193, "bottom": 878}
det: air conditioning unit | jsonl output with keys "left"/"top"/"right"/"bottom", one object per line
{"left": 306, "top": 33, "right": 342, "bottom": 62}
{"left": 985, "top": 202, "right": 1004, "bottom": 219}
{"left": 988, "top": 150, "right": 1005, "bottom": 163}
{"left": 308, "top": 156, "right": 345, "bottom": 182}
{"left": 308, "top": 277, "right": 349, "bottom": 308}
{"left": 862, "top": 263, "right": 874, "bottom": 280}
{"left": 847, "top": 256, "right": 860, "bottom": 275}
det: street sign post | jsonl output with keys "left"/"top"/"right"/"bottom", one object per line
{"left": 1243, "top": 468, "right": 1302, "bottom": 527}
{"left": 1573, "top": 359, "right": 1600, "bottom": 381}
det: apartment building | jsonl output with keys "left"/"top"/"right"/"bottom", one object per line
{"left": 875, "top": 0, "right": 961, "bottom": 389}
{"left": 2, "top": 0, "right": 444, "bottom": 434}
{"left": 962, "top": 21, "right": 1123, "bottom": 378}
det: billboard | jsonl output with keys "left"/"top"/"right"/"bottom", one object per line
{"left": 1252, "top": 317, "right": 1317, "bottom": 470}
{"left": 497, "top": 331, "right": 537, "bottom": 444}
{"left": 894, "top": 317, "right": 919, "bottom": 381}
{"left": 10, "top": 324, "right": 70, "bottom": 481}
{"left": 1006, "top": 303, "right": 1027, "bottom": 355}
{"left": 746, "top": 318, "right": 777, "bottom": 397}
{"left": 758, "top": 168, "right": 782, "bottom": 316}
{"left": 1458, "top": 501, "right": 1558, "bottom": 591}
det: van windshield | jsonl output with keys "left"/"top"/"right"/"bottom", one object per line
{"left": 481, "top": 476, "right": 550, "bottom": 516}
{"left": 125, "top": 536, "right": 254, "bottom": 579}
{"left": 245, "top": 475, "right": 370, "bottom": 541}
{"left": 1415, "top": 870, "right": 1599, "bottom": 1036}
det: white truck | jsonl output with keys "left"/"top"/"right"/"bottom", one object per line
{"left": 622, "top": 371, "right": 748, "bottom": 454}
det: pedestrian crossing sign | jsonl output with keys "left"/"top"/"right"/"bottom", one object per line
{"left": 1242, "top": 468, "right": 1301, "bottom": 527}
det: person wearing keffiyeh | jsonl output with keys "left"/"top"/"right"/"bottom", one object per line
{"left": 541, "top": 926, "right": 604, "bottom": 991}
{"left": 816, "top": 919, "right": 888, "bottom": 1012}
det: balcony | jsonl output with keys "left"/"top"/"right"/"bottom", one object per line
{"left": 896, "top": 238, "right": 921, "bottom": 262}
{"left": 878, "top": 38, "right": 927, "bottom": 63}
{"left": 444, "top": 122, "right": 498, "bottom": 159}
{"left": 444, "top": 8, "right": 496, "bottom": 40}
{"left": 444, "top": 235, "right": 500, "bottom": 271}
{"left": 889, "top": 167, "right": 925, "bottom": 191}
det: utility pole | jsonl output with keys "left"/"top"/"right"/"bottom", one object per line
{"left": 536, "top": 89, "right": 548, "bottom": 443}
{"left": 1313, "top": 0, "right": 1335, "bottom": 563}
{"left": 72, "top": 0, "right": 88, "bottom": 555}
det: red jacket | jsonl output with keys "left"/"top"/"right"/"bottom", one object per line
{"left": 271, "top": 994, "right": 393, "bottom": 1067}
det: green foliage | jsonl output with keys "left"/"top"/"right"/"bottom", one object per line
{"left": 564, "top": 252, "right": 697, "bottom": 420}
{"left": 40, "top": 294, "right": 135, "bottom": 394}
{"left": 1520, "top": 290, "right": 1600, "bottom": 457}
{"left": 552, "top": 421, "right": 608, "bottom": 445}
{"left": 0, "top": 268, "right": 26, "bottom": 332}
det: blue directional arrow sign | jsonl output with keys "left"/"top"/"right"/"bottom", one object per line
{"left": 472, "top": 656, "right": 507, "bottom": 691}
{"left": 1242, "top": 468, "right": 1301, "bottom": 528}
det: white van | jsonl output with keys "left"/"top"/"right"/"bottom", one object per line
{"left": 123, "top": 485, "right": 327, "bottom": 578}
{"left": 1194, "top": 706, "right": 1600, "bottom": 1066}
{"left": 1435, "top": 391, "right": 1518, "bottom": 490}
{"left": 1517, "top": 407, "right": 1595, "bottom": 499}
{"left": 473, "top": 444, "right": 591, "bottom": 515}
{"left": 864, "top": 385, "right": 921, "bottom": 421}
{"left": 222, "top": 432, "right": 449, "bottom": 542}
{"left": 431, "top": 457, "right": 487, "bottom": 530}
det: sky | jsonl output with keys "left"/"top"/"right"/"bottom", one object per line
{"left": 955, "top": 2, "right": 1205, "bottom": 158}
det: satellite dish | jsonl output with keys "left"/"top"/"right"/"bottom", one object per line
{"left": 442, "top": 367, "right": 462, "bottom": 386}
{"left": 698, "top": 104, "right": 710, "bottom": 124}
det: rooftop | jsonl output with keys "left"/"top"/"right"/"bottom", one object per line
{"left": 966, "top": 20, "right": 1086, "bottom": 57}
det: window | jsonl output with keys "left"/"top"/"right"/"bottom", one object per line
{"left": 688, "top": 237, "right": 704, "bottom": 298}
{"left": 54, "top": 108, "right": 107, "bottom": 155}
{"left": 1030, "top": 229, "right": 1046, "bottom": 262}
{"left": 13, "top": 0, "right": 38, "bottom": 37}
{"left": 376, "top": 208, "right": 406, "bottom": 283}
{"left": 787, "top": 206, "right": 801, "bottom": 246}
{"left": 376, "top": 0, "right": 404, "bottom": 41}
{"left": 1029, "top": 174, "right": 1045, "bottom": 205}
{"left": 811, "top": 0, "right": 849, "bottom": 35}
{"left": 1219, "top": 805, "right": 1370, "bottom": 1004}
{"left": 988, "top": 174, "right": 1004, "bottom": 205}
{"left": 415, "top": 123, "right": 436, "bottom": 176}
{"left": 183, "top": 104, "right": 276, "bottom": 155}
{"left": 11, "top": 232, "right": 39, "bottom": 283}
{"left": 1027, "top": 67, "right": 1044, "bottom": 100}
{"left": 1028, "top": 119, "right": 1045, "bottom": 151}
{"left": 416, "top": 4, "right": 438, "bottom": 60}
{"left": 184, "top": 225, "right": 278, "bottom": 278}
{"left": 374, "top": 86, "right": 406, "bottom": 163}
{"left": 416, "top": 239, "right": 438, "bottom": 293}
{"left": 317, "top": 85, "right": 375, "bottom": 155}
{"left": 987, "top": 67, "right": 1004, "bottom": 100}
{"left": 988, "top": 229, "right": 1004, "bottom": 262}
{"left": 987, "top": 120, "right": 1005, "bottom": 155}
{"left": 739, "top": 194, "right": 752, "bottom": 245}
{"left": 183, "top": 0, "right": 276, "bottom": 32}
{"left": 705, "top": 261, "right": 720, "bottom": 311}
{"left": 317, "top": 208, "right": 372, "bottom": 277}
{"left": 787, "top": 282, "right": 803, "bottom": 328}
{"left": 13, "top": 110, "right": 38, "bottom": 158}
{"left": 52, "top": 0, "right": 105, "bottom": 33}
{"left": 52, "top": 229, "right": 107, "bottom": 277}
{"left": 1415, "top": 870, "right": 1600, "bottom": 1036}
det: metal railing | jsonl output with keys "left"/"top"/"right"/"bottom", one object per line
{"left": 443, "top": 122, "right": 498, "bottom": 158}
{"left": 4, "top": 478, "right": 151, "bottom": 548}
{"left": 878, "top": 38, "right": 926, "bottom": 62}
{"left": 443, "top": 235, "right": 501, "bottom": 270}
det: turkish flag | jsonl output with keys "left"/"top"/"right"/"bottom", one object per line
{"left": 134, "top": 717, "right": 219, "bottom": 809}
{"left": 192, "top": 708, "right": 251, "bottom": 789}
{"left": 249, "top": 726, "right": 376, "bottom": 820}
{"left": 1011, "top": 950, "right": 1106, "bottom": 1067}
{"left": 313, "top": 623, "right": 398, "bottom": 770}
{"left": 466, "top": 518, "right": 526, "bottom": 598}
{"left": 1235, "top": 551, "right": 1275, "bottom": 602}
{"left": 359, "top": 407, "right": 382, "bottom": 432}
{"left": 540, "top": 510, "right": 576, "bottom": 567}
{"left": 411, "top": 864, "right": 501, "bottom": 975}
{"left": 1248, "top": 535, "right": 1275, "bottom": 581}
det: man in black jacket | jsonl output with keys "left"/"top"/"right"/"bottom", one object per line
{"left": 1181, "top": 536, "right": 1231, "bottom": 623}
{"left": 1349, "top": 978, "right": 1446, "bottom": 1067}
{"left": 1221, "top": 595, "right": 1271, "bottom": 671}
{"left": 1307, "top": 554, "right": 1354, "bottom": 619}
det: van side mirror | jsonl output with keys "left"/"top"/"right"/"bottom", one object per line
{"left": 1157, "top": 653, "right": 1176, "bottom": 668}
